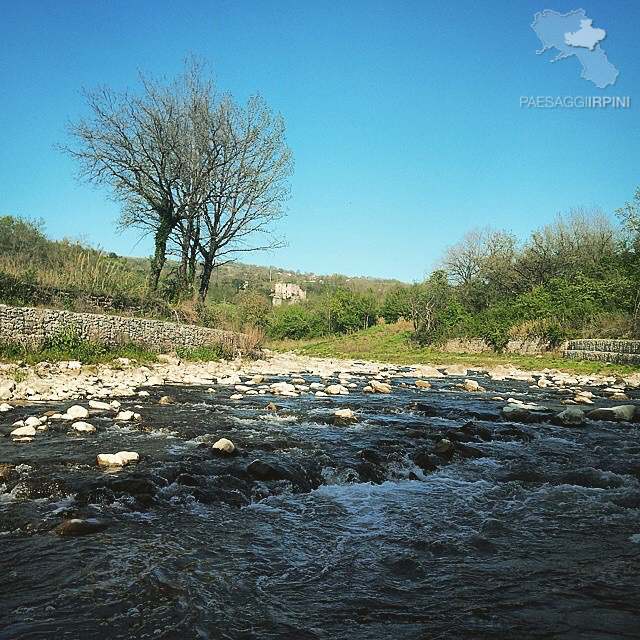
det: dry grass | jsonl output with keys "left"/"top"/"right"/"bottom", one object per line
{"left": 0, "top": 242, "right": 145, "bottom": 296}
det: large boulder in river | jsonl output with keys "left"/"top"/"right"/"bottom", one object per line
{"left": 501, "top": 405, "right": 537, "bottom": 423}
{"left": 247, "top": 460, "right": 284, "bottom": 481}
{"left": 587, "top": 405, "right": 639, "bottom": 423}
{"left": 552, "top": 407, "right": 586, "bottom": 427}
{"left": 369, "top": 380, "right": 391, "bottom": 394}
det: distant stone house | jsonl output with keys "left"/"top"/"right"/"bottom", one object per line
{"left": 271, "top": 282, "right": 307, "bottom": 306}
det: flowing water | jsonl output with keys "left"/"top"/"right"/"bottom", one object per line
{"left": 1, "top": 371, "right": 639, "bottom": 639}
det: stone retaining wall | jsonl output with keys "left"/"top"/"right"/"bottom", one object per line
{"left": 564, "top": 339, "right": 640, "bottom": 364}
{"left": 441, "top": 338, "right": 556, "bottom": 354}
{"left": 0, "top": 304, "right": 244, "bottom": 353}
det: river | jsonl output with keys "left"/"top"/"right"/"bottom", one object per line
{"left": 1, "top": 365, "right": 639, "bottom": 639}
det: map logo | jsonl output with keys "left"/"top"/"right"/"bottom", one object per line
{"left": 532, "top": 9, "right": 618, "bottom": 89}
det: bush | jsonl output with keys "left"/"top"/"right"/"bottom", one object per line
{"left": 267, "top": 304, "right": 325, "bottom": 340}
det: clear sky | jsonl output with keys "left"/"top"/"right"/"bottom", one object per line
{"left": 1, "top": 0, "right": 638, "bottom": 282}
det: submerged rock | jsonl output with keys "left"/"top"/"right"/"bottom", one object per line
{"left": 54, "top": 519, "right": 107, "bottom": 537}
{"left": 248, "top": 460, "right": 283, "bottom": 481}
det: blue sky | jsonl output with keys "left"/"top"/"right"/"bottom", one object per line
{"left": 0, "top": 0, "right": 638, "bottom": 282}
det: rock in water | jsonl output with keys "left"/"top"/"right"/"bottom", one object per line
{"left": 212, "top": 438, "right": 236, "bottom": 455}
{"left": 501, "top": 405, "right": 535, "bottom": 423}
{"left": 552, "top": 407, "right": 586, "bottom": 427}
{"left": 334, "top": 408, "right": 357, "bottom": 425}
{"left": 464, "top": 379, "right": 485, "bottom": 392}
{"left": 97, "top": 451, "right": 140, "bottom": 467}
{"left": 369, "top": 380, "right": 392, "bottom": 394}
{"left": 72, "top": 421, "right": 96, "bottom": 433}
{"left": 54, "top": 519, "right": 107, "bottom": 537}
{"left": 10, "top": 425, "right": 36, "bottom": 437}
{"left": 89, "top": 400, "right": 113, "bottom": 410}
{"left": 66, "top": 405, "right": 90, "bottom": 420}
{"left": 248, "top": 460, "right": 282, "bottom": 481}
{"left": 325, "top": 384, "right": 349, "bottom": 395}
{"left": 587, "top": 405, "right": 638, "bottom": 422}
{"left": 415, "top": 380, "right": 431, "bottom": 389}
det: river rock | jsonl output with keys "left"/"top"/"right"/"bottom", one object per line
{"left": 587, "top": 405, "right": 639, "bottom": 423}
{"left": 54, "top": 519, "right": 107, "bottom": 537}
{"left": 0, "top": 463, "right": 13, "bottom": 482}
{"left": 415, "top": 380, "right": 431, "bottom": 389}
{"left": 115, "top": 410, "right": 135, "bottom": 421}
{"left": 230, "top": 394, "right": 243, "bottom": 400}
{"left": 24, "top": 416, "right": 43, "bottom": 428}
{"left": 66, "top": 405, "right": 89, "bottom": 420}
{"left": 325, "top": 384, "right": 349, "bottom": 395}
{"left": 464, "top": 379, "right": 484, "bottom": 392}
{"left": 247, "top": 460, "right": 282, "bottom": 481}
{"left": 0, "top": 402, "right": 13, "bottom": 412}
{"left": 552, "top": 407, "right": 586, "bottom": 427}
{"left": 72, "top": 421, "right": 96, "bottom": 433}
{"left": 10, "top": 425, "right": 36, "bottom": 437}
{"left": 97, "top": 451, "right": 140, "bottom": 467}
{"left": 369, "top": 380, "right": 391, "bottom": 394}
{"left": 212, "top": 438, "right": 236, "bottom": 455}
{"left": 89, "top": 400, "right": 113, "bottom": 410}
{"left": 334, "top": 408, "right": 357, "bottom": 425}
{"left": 434, "top": 438, "right": 454, "bottom": 456}
{"left": 445, "top": 365, "right": 468, "bottom": 376}
{"left": 501, "top": 405, "right": 536, "bottom": 423}
{"left": 270, "top": 382, "right": 296, "bottom": 394}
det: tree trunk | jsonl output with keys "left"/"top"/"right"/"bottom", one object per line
{"left": 187, "top": 221, "right": 200, "bottom": 291}
{"left": 198, "top": 257, "right": 214, "bottom": 303}
{"left": 148, "top": 214, "right": 173, "bottom": 293}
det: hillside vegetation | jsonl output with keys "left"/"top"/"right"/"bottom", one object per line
{"left": 3, "top": 189, "right": 640, "bottom": 358}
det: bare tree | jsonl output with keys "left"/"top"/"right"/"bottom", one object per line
{"left": 63, "top": 58, "right": 227, "bottom": 293}
{"left": 194, "top": 94, "right": 293, "bottom": 301}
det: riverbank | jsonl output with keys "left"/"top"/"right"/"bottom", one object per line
{"left": 2, "top": 349, "right": 640, "bottom": 407}
{"left": 267, "top": 324, "right": 640, "bottom": 376}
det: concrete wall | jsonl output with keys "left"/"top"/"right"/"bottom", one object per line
{"left": 0, "top": 304, "right": 243, "bottom": 353}
{"left": 564, "top": 339, "right": 640, "bottom": 364}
